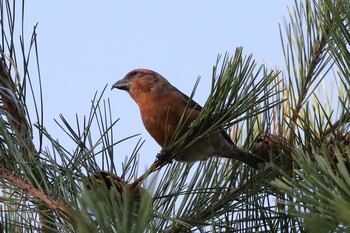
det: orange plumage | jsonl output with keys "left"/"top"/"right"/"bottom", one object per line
{"left": 112, "top": 69, "right": 265, "bottom": 168}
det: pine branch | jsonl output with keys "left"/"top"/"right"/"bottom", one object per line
{"left": 271, "top": 1, "right": 350, "bottom": 231}
{"left": 1, "top": 0, "right": 348, "bottom": 232}
{"left": 323, "top": 112, "right": 350, "bottom": 137}
{"left": 0, "top": 2, "right": 58, "bottom": 231}
{"left": 286, "top": 1, "right": 332, "bottom": 134}
{"left": 163, "top": 164, "right": 275, "bottom": 233}
{"left": 0, "top": 166, "right": 76, "bottom": 225}
{"left": 0, "top": 54, "right": 35, "bottom": 157}
{"left": 290, "top": 35, "right": 327, "bottom": 125}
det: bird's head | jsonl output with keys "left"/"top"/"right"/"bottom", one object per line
{"left": 112, "top": 69, "right": 170, "bottom": 98}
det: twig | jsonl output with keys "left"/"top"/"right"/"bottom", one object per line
{"left": 0, "top": 54, "right": 35, "bottom": 157}
{"left": 323, "top": 112, "right": 350, "bottom": 137}
{"left": 290, "top": 35, "right": 328, "bottom": 133}
{"left": 0, "top": 54, "right": 56, "bottom": 232}
{"left": 0, "top": 166, "right": 77, "bottom": 226}
{"left": 131, "top": 153, "right": 170, "bottom": 187}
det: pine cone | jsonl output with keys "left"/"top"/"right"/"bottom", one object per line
{"left": 86, "top": 170, "right": 143, "bottom": 205}
{"left": 326, "top": 132, "right": 350, "bottom": 166}
{"left": 251, "top": 133, "right": 293, "bottom": 162}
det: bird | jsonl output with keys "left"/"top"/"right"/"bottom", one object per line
{"left": 112, "top": 69, "right": 265, "bottom": 169}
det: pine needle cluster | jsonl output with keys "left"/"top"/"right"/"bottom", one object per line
{"left": 0, "top": 0, "right": 349, "bottom": 232}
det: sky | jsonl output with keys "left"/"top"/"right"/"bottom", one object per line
{"left": 21, "top": 1, "right": 294, "bottom": 171}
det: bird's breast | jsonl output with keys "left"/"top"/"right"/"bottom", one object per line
{"left": 139, "top": 98, "right": 181, "bottom": 147}
{"left": 134, "top": 91, "right": 199, "bottom": 147}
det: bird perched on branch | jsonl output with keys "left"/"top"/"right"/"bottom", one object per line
{"left": 112, "top": 69, "right": 265, "bottom": 169}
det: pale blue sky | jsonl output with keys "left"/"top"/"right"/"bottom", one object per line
{"left": 24, "top": 1, "right": 293, "bottom": 170}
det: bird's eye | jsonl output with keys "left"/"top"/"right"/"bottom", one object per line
{"left": 130, "top": 71, "right": 138, "bottom": 77}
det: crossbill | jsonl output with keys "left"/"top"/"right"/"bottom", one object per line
{"left": 112, "top": 69, "right": 265, "bottom": 168}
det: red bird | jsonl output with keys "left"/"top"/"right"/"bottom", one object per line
{"left": 112, "top": 69, "right": 265, "bottom": 168}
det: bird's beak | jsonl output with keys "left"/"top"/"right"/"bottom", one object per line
{"left": 112, "top": 78, "right": 129, "bottom": 91}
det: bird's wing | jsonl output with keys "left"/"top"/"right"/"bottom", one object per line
{"left": 172, "top": 86, "right": 202, "bottom": 111}
{"left": 171, "top": 86, "right": 237, "bottom": 146}
{"left": 220, "top": 130, "right": 235, "bottom": 145}
{"left": 172, "top": 86, "right": 237, "bottom": 144}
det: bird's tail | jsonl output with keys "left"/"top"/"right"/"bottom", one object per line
{"left": 224, "top": 146, "right": 266, "bottom": 169}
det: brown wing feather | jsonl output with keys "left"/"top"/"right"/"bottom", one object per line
{"left": 171, "top": 86, "right": 202, "bottom": 112}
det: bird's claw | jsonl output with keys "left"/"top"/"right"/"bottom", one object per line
{"left": 156, "top": 150, "right": 173, "bottom": 164}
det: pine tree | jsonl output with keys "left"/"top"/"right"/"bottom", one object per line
{"left": 0, "top": 0, "right": 349, "bottom": 232}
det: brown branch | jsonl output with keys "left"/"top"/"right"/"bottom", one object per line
{"left": 0, "top": 166, "right": 77, "bottom": 226}
{"left": 131, "top": 153, "right": 169, "bottom": 187}
{"left": 0, "top": 55, "right": 57, "bottom": 232}
{"left": 0, "top": 54, "right": 36, "bottom": 157}
{"left": 323, "top": 112, "right": 350, "bottom": 138}
{"left": 290, "top": 34, "right": 328, "bottom": 133}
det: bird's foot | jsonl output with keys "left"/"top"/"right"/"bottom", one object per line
{"left": 156, "top": 150, "right": 173, "bottom": 165}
